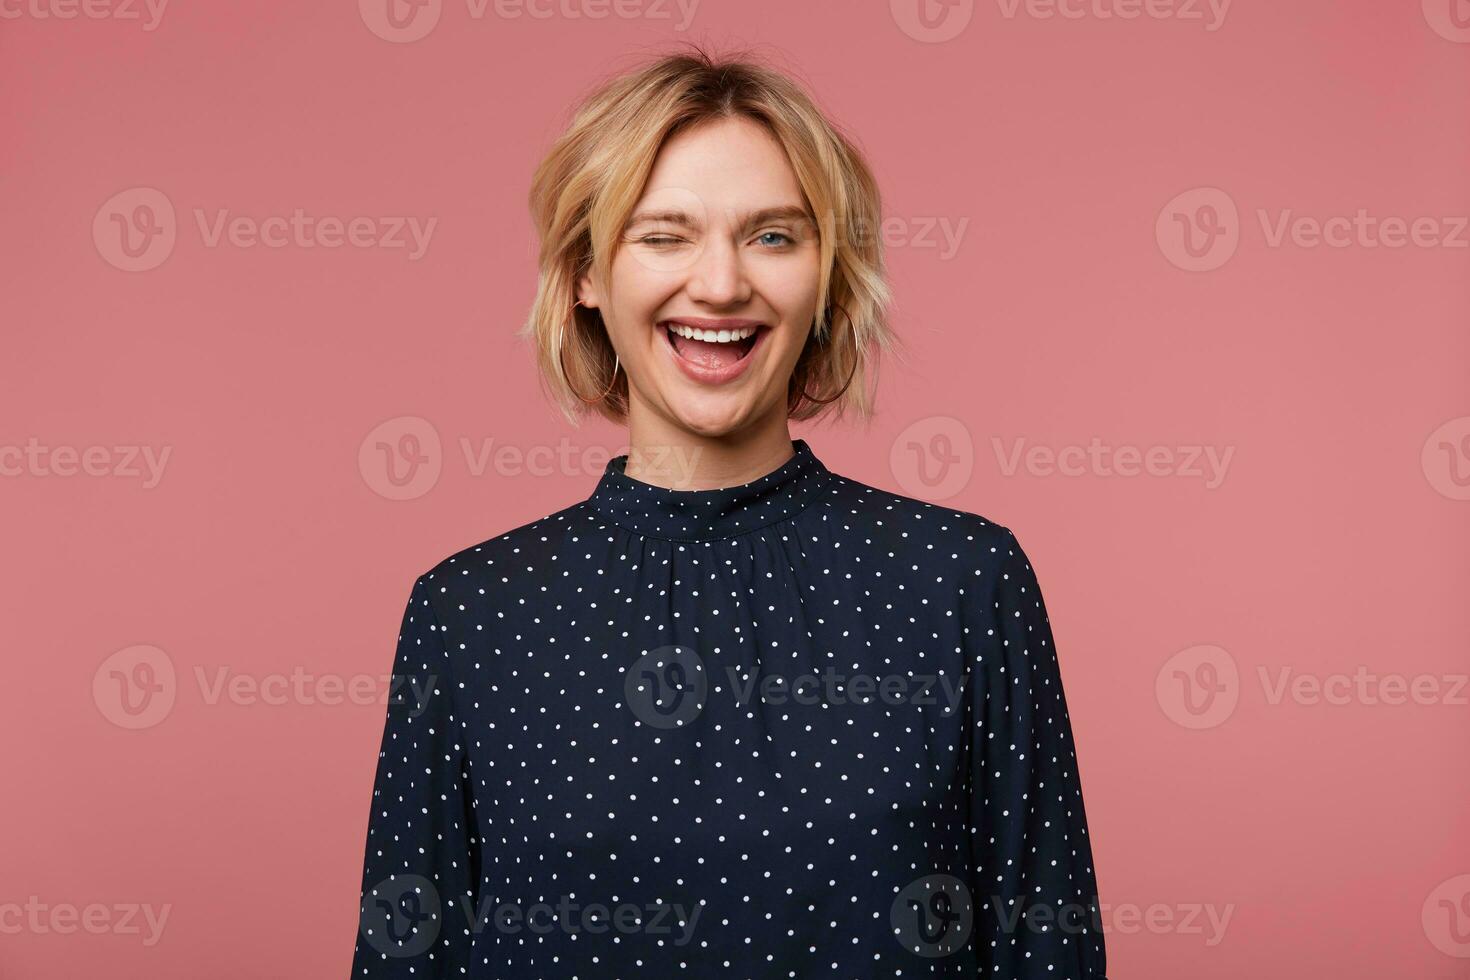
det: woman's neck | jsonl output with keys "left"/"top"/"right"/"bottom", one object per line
{"left": 623, "top": 406, "right": 796, "bottom": 492}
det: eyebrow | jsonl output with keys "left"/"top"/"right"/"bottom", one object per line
{"left": 625, "top": 204, "right": 815, "bottom": 231}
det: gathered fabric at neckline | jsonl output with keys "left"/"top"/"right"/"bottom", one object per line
{"left": 586, "top": 437, "right": 833, "bottom": 542}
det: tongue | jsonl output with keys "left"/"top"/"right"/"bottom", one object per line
{"left": 670, "top": 331, "right": 747, "bottom": 369}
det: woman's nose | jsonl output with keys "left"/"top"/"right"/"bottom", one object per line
{"left": 683, "top": 235, "right": 750, "bottom": 306}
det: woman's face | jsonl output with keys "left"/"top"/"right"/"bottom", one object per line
{"left": 577, "top": 115, "right": 822, "bottom": 440}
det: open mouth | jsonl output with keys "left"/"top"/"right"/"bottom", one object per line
{"left": 660, "top": 320, "right": 767, "bottom": 372}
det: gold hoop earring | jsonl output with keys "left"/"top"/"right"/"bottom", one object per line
{"left": 561, "top": 299, "right": 622, "bottom": 405}
{"left": 792, "top": 301, "right": 859, "bottom": 409}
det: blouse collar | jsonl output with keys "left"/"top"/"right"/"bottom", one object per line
{"left": 588, "top": 438, "right": 833, "bottom": 542}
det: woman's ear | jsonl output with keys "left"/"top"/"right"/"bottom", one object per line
{"left": 575, "top": 272, "right": 601, "bottom": 311}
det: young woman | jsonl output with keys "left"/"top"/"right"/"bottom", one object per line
{"left": 351, "top": 46, "right": 1107, "bottom": 979}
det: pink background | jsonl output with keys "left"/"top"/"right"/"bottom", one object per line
{"left": 4, "top": 1, "right": 1468, "bottom": 977}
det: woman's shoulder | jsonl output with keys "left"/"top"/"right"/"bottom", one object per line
{"left": 817, "top": 468, "right": 1027, "bottom": 561}
{"left": 409, "top": 497, "right": 601, "bottom": 602}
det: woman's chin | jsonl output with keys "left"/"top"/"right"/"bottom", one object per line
{"left": 658, "top": 389, "right": 765, "bottom": 439}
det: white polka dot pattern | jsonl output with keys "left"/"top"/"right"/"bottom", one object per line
{"left": 350, "top": 438, "right": 1107, "bottom": 978}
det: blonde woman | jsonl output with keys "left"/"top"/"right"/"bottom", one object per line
{"left": 351, "top": 44, "right": 1106, "bottom": 979}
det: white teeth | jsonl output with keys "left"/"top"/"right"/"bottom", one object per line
{"left": 665, "top": 323, "right": 759, "bottom": 343}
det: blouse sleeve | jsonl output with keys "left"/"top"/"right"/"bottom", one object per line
{"left": 350, "top": 575, "right": 482, "bottom": 976}
{"left": 967, "top": 528, "right": 1107, "bottom": 979}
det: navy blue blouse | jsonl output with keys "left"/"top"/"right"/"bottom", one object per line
{"left": 351, "top": 438, "right": 1106, "bottom": 978}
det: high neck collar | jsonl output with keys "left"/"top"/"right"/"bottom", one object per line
{"left": 588, "top": 438, "right": 832, "bottom": 542}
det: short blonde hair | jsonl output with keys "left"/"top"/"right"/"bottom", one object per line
{"left": 520, "top": 43, "right": 900, "bottom": 426}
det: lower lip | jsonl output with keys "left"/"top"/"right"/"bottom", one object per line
{"left": 658, "top": 323, "right": 769, "bottom": 386}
